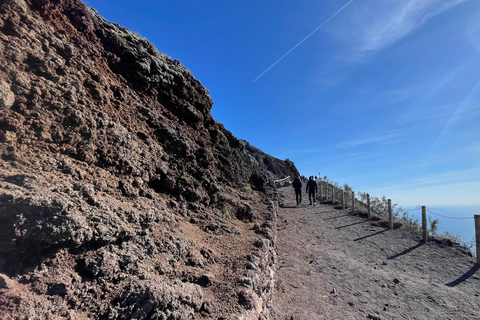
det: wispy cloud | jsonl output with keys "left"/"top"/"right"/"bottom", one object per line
{"left": 335, "top": 0, "right": 469, "bottom": 60}
{"left": 337, "top": 133, "right": 400, "bottom": 149}
{"left": 407, "top": 167, "right": 480, "bottom": 187}
{"left": 368, "top": 166, "right": 480, "bottom": 193}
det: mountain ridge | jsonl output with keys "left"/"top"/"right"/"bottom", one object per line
{"left": 0, "top": 0, "right": 297, "bottom": 318}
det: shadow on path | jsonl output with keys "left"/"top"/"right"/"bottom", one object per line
{"left": 323, "top": 214, "right": 351, "bottom": 220}
{"left": 353, "top": 230, "right": 387, "bottom": 242}
{"left": 335, "top": 220, "right": 369, "bottom": 229}
{"left": 446, "top": 264, "right": 480, "bottom": 287}
{"left": 387, "top": 242, "right": 424, "bottom": 260}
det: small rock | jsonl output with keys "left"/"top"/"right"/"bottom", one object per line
{"left": 196, "top": 275, "right": 212, "bottom": 287}
{"left": 200, "top": 248, "right": 216, "bottom": 263}
{"left": 238, "top": 277, "right": 252, "bottom": 288}
{"left": 245, "top": 262, "right": 256, "bottom": 270}
{"left": 0, "top": 80, "right": 15, "bottom": 109}
{"left": 1, "top": 131, "right": 17, "bottom": 143}
{"left": 330, "top": 288, "right": 337, "bottom": 294}
{"left": 200, "top": 301, "right": 213, "bottom": 314}
{"left": 46, "top": 283, "right": 67, "bottom": 297}
{"left": 0, "top": 276, "right": 8, "bottom": 289}
{"left": 254, "top": 238, "right": 269, "bottom": 248}
{"left": 393, "top": 278, "right": 400, "bottom": 284}
{"left": 237, "top": 289, "right": 260, "bottom": 312}
{"left": 348, "top": 301, "right": 355, "bottom": 307}
{"left": 367, "top": 314, "right": 381, "bottom": 320}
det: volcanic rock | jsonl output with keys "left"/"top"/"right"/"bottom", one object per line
{"left": 0, "top": 0, "right": 298, "bottom": 319}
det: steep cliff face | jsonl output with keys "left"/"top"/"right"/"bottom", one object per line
{"left": 0, "top": 0, "right": 299, "bottom": 319}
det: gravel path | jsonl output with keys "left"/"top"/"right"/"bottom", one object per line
{"left": 271, "top": 187, "right": 480, "bottom": 320}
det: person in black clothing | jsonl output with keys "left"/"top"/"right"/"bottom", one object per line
{"left": 306, "top": 176, "right": 318, "bottom": 206}
{"left": 292, "top": 176, "right": 302, "bottom": 205}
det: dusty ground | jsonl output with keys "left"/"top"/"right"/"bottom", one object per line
{"left": 271, "top": 187, "right": 480, "bottom": 320}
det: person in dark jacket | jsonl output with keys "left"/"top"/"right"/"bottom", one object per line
{"left": 306, "top": 176, "right": 318, "bottom": 206}
{"left": 292, "top": 176, "right": 302, "bottom": 205}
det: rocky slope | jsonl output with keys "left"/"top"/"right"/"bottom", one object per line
{"left": 0, "top": 0, "right": 299, "bottom": 319}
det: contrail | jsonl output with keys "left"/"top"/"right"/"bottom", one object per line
{"left": 252, "top": 0, "right": 355, "bottom": 83}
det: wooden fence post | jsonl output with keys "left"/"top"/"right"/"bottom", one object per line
{"left": 475, "top": 215, "right": 480, "bottom": 264}
{"left": 320, "top": 184, "right": 323, "bottom": 204}
{"left": 388, "top": 199, "right": 393, "bottom": 229}
{"left": 422, "top": 206, "right": 427, "bottom": 242}
{"left": 352, "top": 191, "right": 355, "bottom": 213}
{"left": 367, "top": 194, "right": 371, "bottom": 220}
{"left": 342, "top": 190, "right": 345, "bottom": 210}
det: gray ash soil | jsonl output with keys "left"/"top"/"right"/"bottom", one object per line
{"left": 271, "top": 187, "right": 480, "bottom": 320}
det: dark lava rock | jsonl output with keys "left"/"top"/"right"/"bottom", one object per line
{"left": 0, "top": 0, "right": 299, "bottom": 318}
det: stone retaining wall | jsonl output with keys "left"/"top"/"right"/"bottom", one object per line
{"left": 238, "top": 194, "right": 279, "bottom": 320}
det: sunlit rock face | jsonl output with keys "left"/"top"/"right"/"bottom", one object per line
{"left": 0, "top": 0, "right": 298, "bottom": 318}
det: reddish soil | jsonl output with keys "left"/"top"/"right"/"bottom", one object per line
{"left": 271, "top": 187, "right": 480, "bottom": 320}
{"left": 0, "top": 1, "right": 295, "bottom": 318}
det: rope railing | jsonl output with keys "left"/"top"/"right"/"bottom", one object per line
{"left": 308, "top": 180, "right": 480, "bottom": 263}
{"left": 426, "top": 209, "right": 474, "bottom": 220}
{"left": 274, "top": 176, "right": 290, "bottom": 183}
{"left": 289, "top": 177, "right": 480, "bottom": 263}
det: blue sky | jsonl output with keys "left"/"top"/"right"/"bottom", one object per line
{"left": 85, "top": 0, "right": 480, "bottom": 207}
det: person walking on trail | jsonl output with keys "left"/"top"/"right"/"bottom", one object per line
{"left": 292, "top": 176, "right": 302, "bottom": 205}
{"left": 306, "top": 176, "right": 318, "bottom": 206}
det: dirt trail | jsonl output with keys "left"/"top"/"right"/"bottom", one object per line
{"left": 271, "top": 187, "right": 480, "bottom": 320}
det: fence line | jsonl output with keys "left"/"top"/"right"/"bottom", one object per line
{"left": 426, "top": 209, "right": 474, "bottom": 220}
{"left": 310, "top": 179, "right": 479, "bottom": 264}
{"left": 274, "top": 176, "right": 290, "bottom": 183}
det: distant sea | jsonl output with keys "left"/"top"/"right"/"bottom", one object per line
{"left": 400, "top": 204, "right": 480, "bottom": 247}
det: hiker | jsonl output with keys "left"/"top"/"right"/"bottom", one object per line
{"left": 292, "top": 176, "right": 302, "bottom": 205}
{"left": 306, "top": 176, "right": 318, "bottom": 206}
